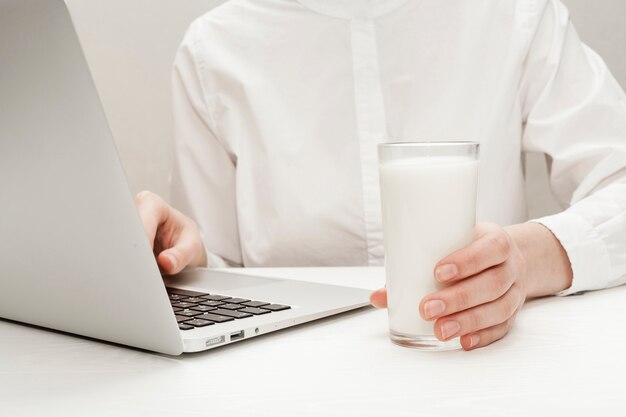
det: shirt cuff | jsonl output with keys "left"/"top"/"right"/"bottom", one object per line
{"left": 530, "top": 211, "right": 613, "bottom": 296}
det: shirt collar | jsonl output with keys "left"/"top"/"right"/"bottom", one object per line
{"left": 295, "top": 0, "right": 409, "bottom": 20}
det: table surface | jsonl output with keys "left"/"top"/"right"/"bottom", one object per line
{"left": 1, "top": 267, "right": 624, "bottom": 416}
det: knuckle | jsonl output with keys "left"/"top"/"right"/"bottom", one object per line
{"left": 490, "top": 232, "right": 512, "bottom": 258}
{"left": 179, "top": 217, "right": 198, "bottom": 237}
{"left": 502, "top": 292, "right": 519, "bottom": 319}
{"left": 503, "top": 317, "right": 515, "bottom": 334}
{"left": 464, "top": 251, "right": 480, "bottom": 274}
{"left": 491, "top": 267, "right": 510, "bottom": 293}
{"left": 135, "top": 190, "right": 157, "bottom": 207}
{"left": 454, "top": 288, "right": 472, "bottom": 311}
{"left": 516, "top": 253, "right": 528, "bottom": 276}
{"left": 465, "top": 311, "right": 482, "bottom": 331}
{"left": 491, "top": 267, "right": 511, "bottom": 297}
{"left": 135, "top": 190, "right": 151, "bottom": 202}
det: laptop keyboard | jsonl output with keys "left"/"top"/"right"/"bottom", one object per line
{"left": 166, "top": 288, "right": 291, "bottom": 331}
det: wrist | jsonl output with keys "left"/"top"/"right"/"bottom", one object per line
{"left": 199, "top": 247, "right": 208, "bottom": 268}
{"left": 505, "top": 222, "right": 573, "bottom": 298}
{"left": 193, "top": 244, "right": 209, "bottom": 268}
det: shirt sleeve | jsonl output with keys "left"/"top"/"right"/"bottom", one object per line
{"left": 169, "top": 23, "right": 243, "bottom": 268}
{"left": 520, "top": 0, "right": 626, "bottom": 295}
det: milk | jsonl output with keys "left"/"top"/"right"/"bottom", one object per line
{"left": 379, "top": 156, "right": 479, "bottom": 337}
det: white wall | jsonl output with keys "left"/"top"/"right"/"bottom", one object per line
{"left": 67, "top": 0, "right": 626, "bottom": 217}
{"left": 565, "top": 0, "right": 626, "bottom": 89}
{"left": 66, "top": 0, "right": 226, "bottom": 200}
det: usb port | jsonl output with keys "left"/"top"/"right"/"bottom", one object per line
{"left": 230, "top": 330, "right": 244, "bottom": 341}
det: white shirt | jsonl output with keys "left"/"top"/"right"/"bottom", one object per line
{"left": 169, "top": 0, "right": 626, "bottom": 296}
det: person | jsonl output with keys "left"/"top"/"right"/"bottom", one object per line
{"left": 136, "top": 0, "right": 626, "bottom": 350}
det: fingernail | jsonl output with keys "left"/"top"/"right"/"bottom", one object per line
{"left": 436, "top": 264, "right": 458, "bottom": 282}
{"left": 469, "top": 334, "right": 480, "bottom": 349}
{"left": 423, "top": 300, "right": 446, "bottom": 320}
{"left": 440, "top": 321, "right": 461, "bottom": 340}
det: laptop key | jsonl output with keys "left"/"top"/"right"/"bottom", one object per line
{"left": 201, "top": 294, "right": 231, "bottom": 301}
{"left": 166, "top": 288, "right": 208, "bottom": 297}
{"left": 191, "top": 305, "right": 217, "bottom": 313}
{"left": 181, "top": 297, "right": 204, "bottom": 303}
{"left": 171, "top": 302, "right": 198, "bottom": 309}
{"left": 219, "top": 303, "right": 246, "bottom": 310}
{"left": 239, "top": 307, "right": 271, "bottom": 315}
{"left": 199, "top": 300, "right": 225, "bottom": 307}
{"left": 186, "top": 319, "right": 214, "bottom": 328}
{"left": 260, "top": 304, "right": 291, "bottom": 312}
{"left": 175, "top": 315, "right": 192, "bottom": 323}
{"left": 212, "top": 309, "right": 253, "bottom": 319}
{"left": 194, "top": 313, "right": 234, "bottom": 323}
{"left": 242, "top": 301, "right": 270, "bottom": 308}
{"left": 226, "top": 298, "right": 250, "bottom": 304}
{"left": 179, "top": 324, "right": 194, "bottom": 331}
{"left": 177, "top": 309, "right": 203, "bottom": 317}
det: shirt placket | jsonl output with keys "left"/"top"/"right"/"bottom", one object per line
{"left": 350, "top": 17, "right": 387, "bottom": 266}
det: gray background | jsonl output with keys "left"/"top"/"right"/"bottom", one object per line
{"left": 65, "top": 0, "right": 626, "bottom": 218}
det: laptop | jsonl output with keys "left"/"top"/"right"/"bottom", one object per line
{"left": 0, "top": 0, "right": 371, "bottom": 355}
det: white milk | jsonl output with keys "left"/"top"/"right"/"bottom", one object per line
{"left": 379, "top": 157, "right": 479, "bottom": 336}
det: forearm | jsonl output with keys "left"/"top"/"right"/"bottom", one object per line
{"left": 505, "top": 222, "right": 573, "bottom": 298}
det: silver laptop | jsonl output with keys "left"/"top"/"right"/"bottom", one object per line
{"left": 0, "top": 0, "right": 371, "bottom": 355}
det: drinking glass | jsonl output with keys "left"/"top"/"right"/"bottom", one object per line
{"left": 378, "top": 141, "right": 480, "bottom": 350}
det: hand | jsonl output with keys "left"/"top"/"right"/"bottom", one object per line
{"left": 371, "top": 223, "right": 530, "bottom": 350}
{"left": 135, "top": 191, "right": 207, "bottom": 275}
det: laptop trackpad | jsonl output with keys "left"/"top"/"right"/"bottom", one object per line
{"left": 162, "top": 269, "right": 283, "bottom": 292}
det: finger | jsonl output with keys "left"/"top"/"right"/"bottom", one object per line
{"left": 432, "top": 284, "right": 523, "bottom": 341}
{"left": 135, "top": 191, "right": 169, "bottom": 249}
{"left": 434, "top": 226, "right": 512, "bottom": 283}
{"left": 369, "top": 288, "right": 388, "bottom": 308}
{"left": 157, "top": 228, "right": 204, "bottom": 275}
{"left": 420, "top": 263, "right": 515, "bottom": 320}
{"left": 459, "top": 318, "right": 516, "bottom": 350}
{"left": 157, "top": 250, "right": 179, "bottom": 275}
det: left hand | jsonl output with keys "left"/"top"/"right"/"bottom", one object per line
{"left": 135, "top": 190, "right": 208, "bottom": 275}
{"left": 371, "top": 223, "right": 529, "bottom": 351}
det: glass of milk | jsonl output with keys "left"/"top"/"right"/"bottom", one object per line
{"left": 378, "top": 141, "right": 479, "bottom": 351}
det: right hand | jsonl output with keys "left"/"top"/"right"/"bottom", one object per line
{"left": 135, "top": 190, "right": 207, "bottom": 275}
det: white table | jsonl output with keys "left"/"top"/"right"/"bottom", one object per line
{"left": 1, "top": 267, "right": 625, "bottom": 416}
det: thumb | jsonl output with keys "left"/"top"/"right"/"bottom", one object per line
{"left": 157, "top": 233, "right": 204, "bottom": 275}
{"left": 369, "top": 287, "right": 388, "bottom": 308}
{"left": 157, "top": 249, "right": 182, "bottom": 275}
